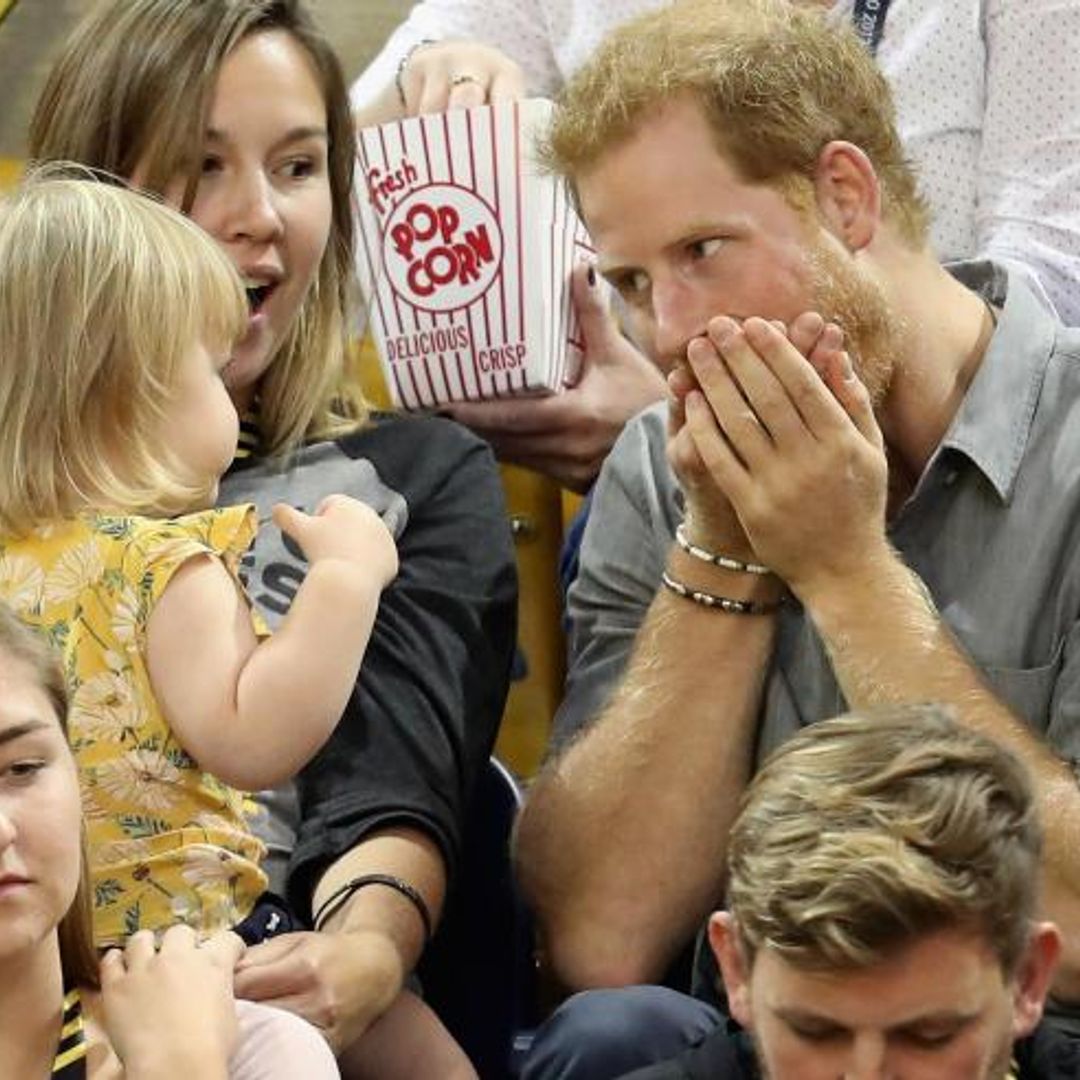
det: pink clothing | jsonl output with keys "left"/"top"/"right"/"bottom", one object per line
{"left": 232, "top": 999, "right": 339, "bottom": 1079}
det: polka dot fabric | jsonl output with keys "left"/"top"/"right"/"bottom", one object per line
{"left": 353, "top": 0, "right": 1080, "bottom": 323}
{"left": 836, "top": 0, "right": 1080, "bottom": 323}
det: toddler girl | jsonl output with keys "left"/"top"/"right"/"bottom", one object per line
{"left": 0, "top": 169, "right": 398, "bottom": 948}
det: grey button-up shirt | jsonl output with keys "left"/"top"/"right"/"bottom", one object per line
{"left": 557, "top": 260, "right": 1080, "bottom": 772}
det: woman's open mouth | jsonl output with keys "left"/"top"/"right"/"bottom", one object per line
{"left": 245, "top": 284, "right": 275, "bottom": 314}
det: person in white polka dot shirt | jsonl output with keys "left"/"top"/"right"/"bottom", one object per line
{"left": 353, "top": 0, "right": 1080, "bottom": 490}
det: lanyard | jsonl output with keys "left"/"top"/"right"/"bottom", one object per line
{"left": 52, "top": 988, "right": 88, "bottom": 1078}
{"left": 851, "top": 0, "right": 893, "bottom": 55}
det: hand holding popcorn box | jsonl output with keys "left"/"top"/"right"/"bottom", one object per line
{"left": 355, "top": 99, "right": 590, "bottom": 409}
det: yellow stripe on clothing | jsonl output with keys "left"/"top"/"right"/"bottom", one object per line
{"left": 52, "top": 987, "right": 87, "bottom": 1074}
{"left": 52, "top": 1043, "right": 87, "bottom": 1072}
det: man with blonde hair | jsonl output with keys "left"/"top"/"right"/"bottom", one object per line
{"left": 513, "top": 0, "right": 1080, "bottom": 1075}
{"left": 625, "top": 706, "right": 1071, "bottom": 1079}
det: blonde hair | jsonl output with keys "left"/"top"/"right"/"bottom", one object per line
{"left": 728, "top": 705, "right": 1041, "bottom": 976}
{"left": 0, "top": 168, "right": 247, "bottom": 534}
{"left": 0, "top": 603, "right": 98, "bottom": 990}
{"left": 543, "top": 0, "right": 929, "bottom": 247}
{"left": 29, "top": 0, "right": 366, "bottom": 458}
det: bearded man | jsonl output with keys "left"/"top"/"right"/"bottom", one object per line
{"left": 512, "top": 1, "right": 1080, "bottom": 1076}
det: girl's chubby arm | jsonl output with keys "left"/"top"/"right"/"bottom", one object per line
{"left": 147, "top": 494, "right": 398, "bottom": 790}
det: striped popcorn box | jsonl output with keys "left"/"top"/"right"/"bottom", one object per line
{"left": 355, "top": 99, "right": 590, "bottom": 409}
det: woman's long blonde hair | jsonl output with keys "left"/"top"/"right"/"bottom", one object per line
{"left": 29, "top": 0, "right": 367, "bottom": 458}
{"left": 0, "top": 169, "right": 247, "bottom": 534}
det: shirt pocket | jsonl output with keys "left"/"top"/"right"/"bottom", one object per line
{"left": 979, "top": 637, "right": 1065, "bottom": 728}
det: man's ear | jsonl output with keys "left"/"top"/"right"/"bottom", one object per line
{"left": 812, "top": 140, "right": 881, "bottom": 253}
{"left": 709, "top": 911, "right": 754, "bottom": 1030}
{"left": 1012, "top": 922, "right": 1062, "bottom": 1038}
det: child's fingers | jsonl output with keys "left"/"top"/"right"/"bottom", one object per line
{"left": 313, "top": 493, "right": 352, "bottom": 517}
{"left": 271, "top": 502, "right": 309, "bottom": 539}
{"left": 201, "top": 930, "right": 247, "bottom": 971}
{"left": 158, "top": 923, "right": 198, "bottom": 956}
{"left": 100, "top": 947, "right": 126, "bottom": 982}
{"left": 123, "top": 929, "right": 159, "bottom": 971}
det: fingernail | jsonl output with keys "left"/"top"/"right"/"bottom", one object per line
{"left": 687, "top": 335, "right": 711, "bottom": 361}
{"left": 711, "top": 317, "right": 737, "bottom": 346}
{"left": 587, "top": 265, "right": 596, "bottom": 287}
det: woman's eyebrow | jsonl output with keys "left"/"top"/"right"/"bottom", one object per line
{"left": 0, "top": 718, "right": 51, "bottom": 747}
{"left": 205, "top": 126, "right": 329, "bottom": 149}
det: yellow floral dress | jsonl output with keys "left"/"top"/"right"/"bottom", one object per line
{"left": 0, "top": 508, "right": 268, "bottom": 946}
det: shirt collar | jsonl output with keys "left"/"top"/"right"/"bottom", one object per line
{"left": 935, "top": 260, "right": 1058, "bottom": 502}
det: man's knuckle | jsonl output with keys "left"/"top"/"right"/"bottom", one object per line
{"left": 754, "top": 384, "right": 782, "bottom": 413}
{"left": 791, "top": 376, "right": 820, "bottom": 408}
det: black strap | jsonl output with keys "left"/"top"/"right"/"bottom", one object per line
{"left": 851, "top": 0, "right": 893, "bottom": 55}
{"left": 312, "top": 873, "right": 434, "bottom": 942}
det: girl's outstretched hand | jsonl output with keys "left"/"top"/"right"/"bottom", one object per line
{"left": 272, "top": 494, "right": 399, "bottom": 588}
{"left": 99, "top": 926, "right": 243, "bottom": 1080}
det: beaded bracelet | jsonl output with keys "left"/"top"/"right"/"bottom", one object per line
{"left": 312, "top": 873, "right": 433, "bottom": 943}
{"left": 661, "top": 571, "right": 781, "bottom": 615}
{"left": 395, "top": 38, "right": 439, "bottom": 107}
{"left": 674, "top": 522, "right": 772, "bottom": 576}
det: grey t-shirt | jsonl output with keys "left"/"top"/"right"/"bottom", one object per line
{"left": 556, "top": 260, "right": 1080, "bottom": 773}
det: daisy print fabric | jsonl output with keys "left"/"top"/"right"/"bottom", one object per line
{"left": 0, "top": 507, "right": 267, "bottom": 946}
